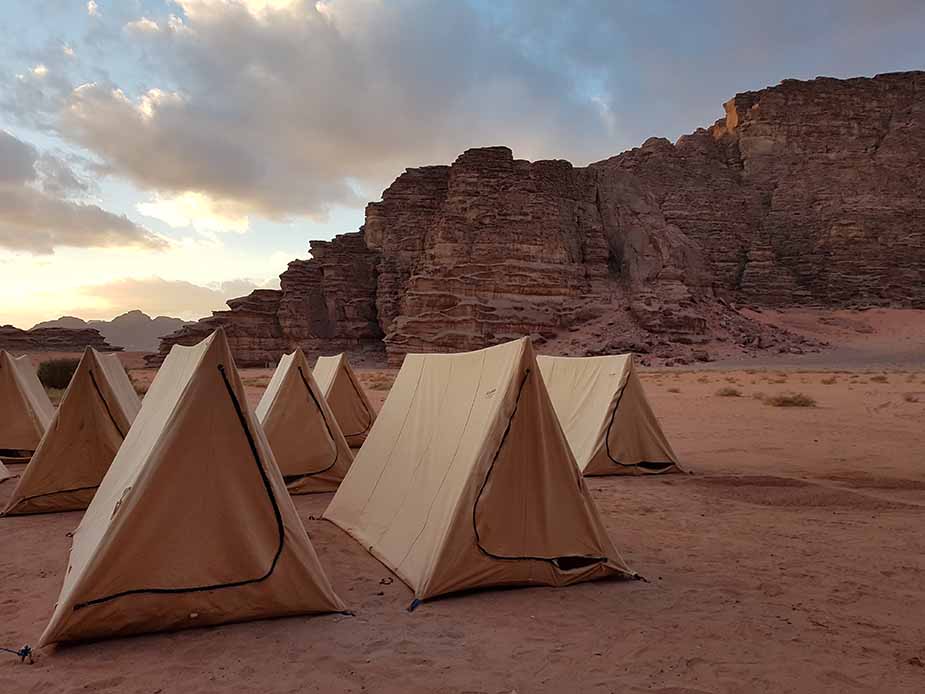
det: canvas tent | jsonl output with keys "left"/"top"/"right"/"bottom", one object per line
{"left": 313, "top": 354, "right": 376, "bottom": 448}
{"left": 0, "top": 350, "right": 55, "bottom": 462}
{"left": 0, "top": 461, "right": 10, "bottom": 484}
{"left": 537, "top": 354, "right": 681, "bottom": 476}
{"left": 256, "top": 349, "right": 353, "bottom": 493}
{"left": 3, "top": 348, "right": 142, "bottom": 516}
{"left": 38, "top": 329, "right": 345, "bottom": 645}
{"left": 324, "top": 338, "right": 633, "bottom": 604}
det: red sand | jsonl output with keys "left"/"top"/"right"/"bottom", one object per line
{"left": 2, "top": 316, "right": 925, "bottom": 692}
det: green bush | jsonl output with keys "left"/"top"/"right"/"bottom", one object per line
{"left": 37, "top": 358, "right": 79, "bottom": 390}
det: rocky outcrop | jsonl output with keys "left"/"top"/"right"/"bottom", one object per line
{"left": 0, "top": 325, "right": 119, "bottom": 353}
{"left": 155, "top": 71, "right": 924, "bottom": 366}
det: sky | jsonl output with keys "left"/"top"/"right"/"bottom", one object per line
{"left": 1, "top": 0, "right": 924, "bottom": 328}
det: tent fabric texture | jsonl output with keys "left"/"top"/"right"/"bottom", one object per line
{"left": 312, "top": 354, "right": 376, "bottom": 448}
{"left": 256, "top": 349, "right": 353, "bottom": 493}
{"left": 0, "top": 350, "right": 55, "bottom": 459}
{"left": 3, "top": 348, "right": 142, "bottom": 516}
{"left": 324, "top": 338, "right": 634, "bottom": 603}
{"left": 537, "top": 354, "right": 681, "bottom": 476}
{"left": 39, "top": 329, "right": 344, "bottom": 646}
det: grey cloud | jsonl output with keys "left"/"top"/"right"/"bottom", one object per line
{"left": 0, "top": 129, "right": 164, "bottom": 253}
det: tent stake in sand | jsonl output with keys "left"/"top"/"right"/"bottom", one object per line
{"left": 538, "top": 354, "right": 682, "bottom": 475}
{"left": 3, "top": 348, "right": 141, "bottom": 516}
{"left": 38, "top": 329, "right": 345, "bottom": 646}
{"left": 325, "top": 338, "right": 635, "bottom": 606}
{"left": 0, "top": 350, "right": 55, "bottom": 464}
{"left": 256, "top": 348, "right": 354, "bottom": 493}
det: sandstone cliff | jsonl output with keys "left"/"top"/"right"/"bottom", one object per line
{"left": 154, "top": 71, "right": 924, "bottom": 366}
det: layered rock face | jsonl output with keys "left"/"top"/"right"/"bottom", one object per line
{"left": 156, "top": 71, "right": 924, "bottom": 366}
{"left": 0, "top": 326, "right": 118, "bottom": 353}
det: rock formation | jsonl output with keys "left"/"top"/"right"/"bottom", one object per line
{"left": 0, "top": 325, "right": 119, "bottom": 353}
{"left": 154, "top": 71, "right": 924, "bottom": 366}
{"left": 33, "top": 311, "right": 191, "bottom": 352}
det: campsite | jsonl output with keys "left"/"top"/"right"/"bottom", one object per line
{"left": 1, "top": 330, "right": 923, "bottom": 692}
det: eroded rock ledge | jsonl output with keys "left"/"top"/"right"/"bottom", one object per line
{"left": 153, "top": 71, "right": 925, "bottom": 366}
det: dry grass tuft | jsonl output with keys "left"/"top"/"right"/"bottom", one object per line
{"left": 821, "top": 376, "right": 837, "bottom": 385}
{"left": 667, "top": 387, "right": 681, "bottom": 393}
{"left": 128, "top": 372, "right": 150, "bottom": 397}
{"left": 715, "top": 386, "right": 742, "bottom": 398}
{"left": 752, "top": 391, "right": 766, "bottom": 400}
{"left": 869, "top": 375, "right": 889, "bottom": 384}
{"left": 903, "top": 393, "right": 920, "bottom": 403}
{"left": 766, "top": 392, "right": 816, "bottom": 408}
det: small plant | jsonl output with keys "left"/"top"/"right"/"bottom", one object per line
{"left": 870, "top": 375, "right": 888, "bottom": 383}
{"left": 903, "top": 393, "right": 920, "bottom": 403}
{"left": 715, "top": 386, "right": 742, "bottom": 397}
{"left": 667, "top": 387, "right": 680, "bottom": 393}
{"left": 37, "top": 358, "right": 79, "bottom": 390}
{"left": 766, "top": 392, "right": 816, "bottom": 408}
{"left": 128, "top": 371, "right": 150, "bottom": 397}
{"left": 752, "top": 391, "right": 766, "bottom": 400}
{"left": 821, "top": 376, "right": 837, "bottom": 385}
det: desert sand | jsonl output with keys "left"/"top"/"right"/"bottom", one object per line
{"left": 2, "top": 322, "right": 924, "bottom": 692}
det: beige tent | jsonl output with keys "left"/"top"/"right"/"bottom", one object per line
{"left": 324, "top": 338, "right": 634, "bottom": 605}
{"left": 0, "top": 461, "right": 10, "bottom": 484}
{"left": 537, "top": 354, "right": 681, "bottom": 476}
{"left": 3, "top": 348, "right": 142, "bottom": 516}
{"left": 256, "top": 349, "right": 353, "bottom": 493}
{"left": 0, "top": 350, "right": 55, "bottom": 461}
{"left": 39, "top": 329, "right": 345, "bottom": 645}
{"left": 313, "top": 354, "right": 376, "bottom": 448}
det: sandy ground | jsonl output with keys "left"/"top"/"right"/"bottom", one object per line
{"left": 2, "top": 359, "right": 924, "bottom": 693}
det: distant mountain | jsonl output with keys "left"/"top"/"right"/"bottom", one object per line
{"left": 32, "top": 310, "right": 192, "bottom": 352}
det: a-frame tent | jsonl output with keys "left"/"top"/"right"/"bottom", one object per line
{"left": 324, "top": 338, "right": 634, "bottom": 605}
{"left": 39, "top": 329, "right": 345, "bottom": 645}
{"left": 0, "top": 350, "right": 55, "bottom": 462}
{"left": 313, "top": 354, "right": 376, "bottom": 448}
{"left": 537, "top": 354, "right": 681, "bottom": 476}
{"left": 256, "top": 349, "right": 353, "bottom": 493}
{"left": 3, "top": 348, "right": 142, "bottom": 516}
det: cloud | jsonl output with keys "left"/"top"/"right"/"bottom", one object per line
{"left": 125, "top": 17, "right": 161, "bottom": 34}
{"left": 87, "top": 1, "right": 99, "bottom": 17}
{"left": 37, "top": 0, "right": 611, "bottom": 220}
{"left": 0, "top": 130, "right": 164, "bottom": 254}
{"left": 74, "top": 276, "right": 273, "bottom": 319}
{"left": 137, "top": 191, "right": 250, "bottom": 232}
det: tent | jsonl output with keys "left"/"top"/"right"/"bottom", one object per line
{"left": 0, "top": 461, "right": 10, "bottom": 484}
{"left": 3, "top": 348, "right": 142, "bottom": 516}
{"left": 324, "top": 338, "right": 633, "bottom": 605}
{"left": 256, "top": 349, "right": 353, "bottom": 493}
{"left": 313, "top": 354, "right": 376, "bottom": 448}
{"left": 38, "top": 329, "right": 345, "bottom": 645}
{"left": 537, "top": 354, "right": 681, "bottom": 476}
{"left": 0, "top": 350, "right": 55, "bottom": 462}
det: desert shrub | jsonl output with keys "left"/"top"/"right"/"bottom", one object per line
{"left": 361, "top": 372, "right": 396, "bottom": 391}
{"left": 715, "top": 386, "right": 742, "bottom": 397}
{"left": 766, "top": 392, "right": 816, "bottom": 408}
{"left": 821, "top": 376, "right": 837, "bottom": 385}
{"left": 903, "top": 393, "right": 920, "bottom": 403}
{"left": 667, "top": 387, "right": 680, "bottom": 393}
{"left": 869, "top": 375, "right": 888, "bottom": 383}
{"left": 752, "top": 391, "right": 766, "bottom": 400}
{"left": 37, "top": 358, "right": 79, "bottom": 390}
{"left": 128, "top": 371, "right": 150, "bottom": 397}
